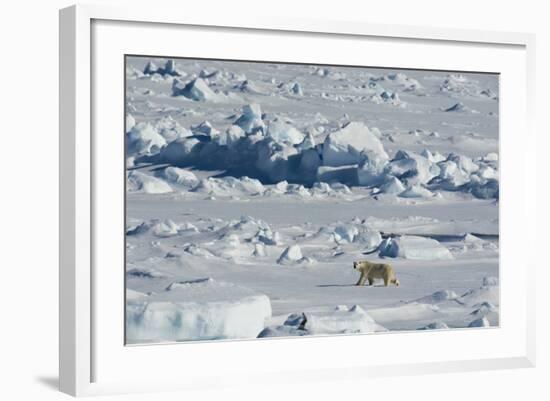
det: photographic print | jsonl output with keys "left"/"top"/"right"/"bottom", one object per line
{"left": 125, "top": 56, "right": 499, "bottom": 344}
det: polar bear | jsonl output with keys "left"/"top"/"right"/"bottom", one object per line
{"left": 353, "top": 260, "right": 400, "bottom": 287}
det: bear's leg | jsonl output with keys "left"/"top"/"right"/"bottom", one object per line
{"left": 383, "top": 277, "right": 389, "bottom": 286}
{"left": 356, "top": 273, "right": 365, "bottom": 286}
{"left": 368, "top": 277, "right": 374, "bottom": 286}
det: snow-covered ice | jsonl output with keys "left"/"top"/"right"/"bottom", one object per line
{"left": 127, "top": 278, "right": 272, "bottom": 342}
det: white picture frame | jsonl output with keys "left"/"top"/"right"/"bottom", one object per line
{"left": 59, "top": 4, "right": 536, "bottom": 397}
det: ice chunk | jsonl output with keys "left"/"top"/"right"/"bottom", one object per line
{"left": 234, "top": 104, "right": 265, "bottom": 134}
{"left": 126, "top": 279, "right": 272, "bottom": 342}
{"left": 217, "top": 125, "right": 246, "bottom": 146}
{"left": 462, "top": 233, "right": 485, "bottom": 243}
{"left": 127, "top": 122, "right": 167, "bottom": 156}
{"left": 304, "top": 305, "right": 384, "bottom": 335}
{"left": 193, "top": 177, "right": 265, "bottom": 197}
{"left": 333, "top": 225, "right": 359, "bottom": 244}
{"left": 154, "top": 116, "right": 192, "bottom": 142}
{"left": 291, "top": 82, "right": 303, "bottom": 96}
{"left": 126, "top": 221, "right": 150, "bottom": 236}
{"left": 440, "top": 74, "right": 480, "bottom": 95}
{"left": 415, "top": 290, "right": 458, "bottom": 304}
{"left": 431, "top": 160, "right": 471, "bottom": 190}
{"left": 274, "top": 181, "right": 289, "bottom": 193}
{"left": 161, "top": 59, "right": 183, "bottom": 76}
{"left": 483, "top": 276, "right": 499, "bottom": 287}
{"left": 399, "top": 185, "right": 434, "bottom": 198}
{"left": 323, "top": 122, "right": 388, "bottom": 167}
{"left": 379, "top": 235, "right": 453, "bottom": 260}
{"left": 378, "top": 176, "right": 406, "bottom": 195}
{"left": 483, "top": 152, "right": 499, "bottom": 162}
{"left": 468, "top": 317, "right": 490, "bottom": 328}
{"left": 127, "top": 267, "right": 166, "bottom": 279}
{"left": 255, "top": 140, "right": 299, "bottom": 183}
{"left": 298, "top": 132, "right": 316, "bottom": 151}
{"left": 446, "top": 153, "right": 479, "bottom": 174}
{"left": 161, "top": 167, "right": 199, "bottom": 188}
{"left": 127, "top": 289, "right": 149, "bottom": 300}
{"left": 172, "top": 77, "right": 218, "bottom": 101}
{"left": 235, "top": 79, "right": 265, "bottom": 95}
{"left": 418, "top": 322, "right": 449, "bottom": 330}
{"left": 470, "top": 302, "right": 498, "bottom": 319}
{"left": 317, "top": 165, "right": 358, "bottom": 186}
{"left": 126, "top": 114, "right": 136, "bottom": 131}
{"left": 299, "top": 149, "right": 322, "bottom": 181}
{"left": 152, "top": 219, "right": 179, "bottom": 237}
{"left": 253, "top": 243, "right": 267, "bottom": 257}
{"left": 443, "top": 102, "right": 478, "bottom": 113}
{"left": 143, "top": 61, "right": 158, "bottom": 75}
{"left": 191, "top": 120, "right": 220, "bottom": 138}
{"left": 467, "top": 178, "right": 499, "bottom": 199}
{"left": 386, "top": 150, "right": 440, "bottom": 186}
{"left": 257, "top": 325, "right": 307, "bottom": 338}
{"left": 355, "top": 229, "right": 382, "bottom": 251}
{"left": 127, "top": 171, "right": 172, "bottom": 194}
{"left": 420, "top": 149, "right": 445, "bottom": 163}
{"left": 477, "top": 165, "right": 498, "bottom": 180}
{"left": 266, "top": 120, "right": 305, "bottom": 145}
{"left": 459, "top": 283, "right": 499, "bottom": 307}
{"left": 144, "top": 59, "right": 184, "bottom": 77}
{"left": 357, "top": 150, "right": 388, "bottom": 186}
{"left": 157, "top": 137, "right": 202, "bottom": 165}
{"left": 210, "top": 233, "right": 253, "bottom": 261}
{"left": 277, "top": 245, "right": 307, "bottom": 265}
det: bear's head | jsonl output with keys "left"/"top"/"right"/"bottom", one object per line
{"left": 353, "top": 260, "right": 369, "bottom": 270}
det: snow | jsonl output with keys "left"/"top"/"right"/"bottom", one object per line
{"left": 378, "top": 235, "right": 453, "bottom": 260}
{"left": 126, "top": 279, "right": 272, "bottom": 343}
